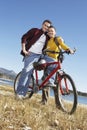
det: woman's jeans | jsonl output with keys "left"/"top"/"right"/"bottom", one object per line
{"left": 44, "top": 55, "right": 57, "bottom": 85}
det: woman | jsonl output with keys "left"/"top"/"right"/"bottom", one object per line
{"left": 41, "top": 25, "right": 74, "bottom": 104}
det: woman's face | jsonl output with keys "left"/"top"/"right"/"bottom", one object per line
{"left": 48, "top": 27, "right": 56, "bottom": 38}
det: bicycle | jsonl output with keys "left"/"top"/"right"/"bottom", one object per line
{"left": 14, "top": 49, "right": 78, "bottom": 114}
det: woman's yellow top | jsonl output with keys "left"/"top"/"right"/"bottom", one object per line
{"left": 46, "top": 36, "right": 69, "bottom": 60}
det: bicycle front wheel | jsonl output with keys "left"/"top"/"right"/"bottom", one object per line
{"left": 56, "top": 73, "right": 78, "bottom": 114}
{"left": 14, "top": 71, "right": 34, "bottom": 98}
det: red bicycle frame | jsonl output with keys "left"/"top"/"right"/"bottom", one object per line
{"left": 34, "top": 61, "right": 61, "bottom": 90}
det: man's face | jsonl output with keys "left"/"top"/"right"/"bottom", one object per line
{"left": 42, "top": 22, "right": 51, "bottom": 33}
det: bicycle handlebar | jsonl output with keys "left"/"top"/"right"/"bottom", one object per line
{"left": 43, "top": 48, "right": 76, "bottom": 63}
{"left": 43, "top": 48, "right": 76, "bottom": 55}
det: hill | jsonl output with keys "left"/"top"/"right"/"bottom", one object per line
{"left": 0, "top": 67, "right": 17, "bottom": 80}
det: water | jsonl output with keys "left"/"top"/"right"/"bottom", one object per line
{"left": 0, "top": 78, "right": 87, "bottom": 105}
{"left": 50, "top": 89, "right": 87, "bottom": 105}
{"left": 0, "top": 78, "right": 14, "bottom": 86}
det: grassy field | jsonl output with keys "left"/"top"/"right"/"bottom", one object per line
{"left": 0, "top": 85, "right": 87, "bottom": 130}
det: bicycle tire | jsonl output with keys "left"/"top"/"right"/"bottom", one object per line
{"left": 14, "top": 71, "right": 34, "bottom": 98}
{"left": 55, "top": 73, "right": 78, "bottom": 114}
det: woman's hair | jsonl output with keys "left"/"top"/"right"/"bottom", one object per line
{"left": 48, "top": 25, "right": 56, "bottom": 31}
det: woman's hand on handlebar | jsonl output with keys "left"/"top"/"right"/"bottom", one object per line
{"left": 66, "top": 48, "right": 76, "bottom": 54}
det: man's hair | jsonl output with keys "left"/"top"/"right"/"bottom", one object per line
{"left": 42, "top": 19, "right": 52, "bottom": 25}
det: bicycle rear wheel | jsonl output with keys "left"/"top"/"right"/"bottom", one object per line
{"left": 56, "top": 73, "right": 78, "bottom": 114}
{"left": 14, "top": 71, "right": 34, "bottom": 98}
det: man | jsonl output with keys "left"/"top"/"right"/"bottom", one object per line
{"left": 16, "top": 20, "right": 52, "bottom": 99}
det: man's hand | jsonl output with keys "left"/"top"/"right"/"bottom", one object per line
{"left": 22, "top": 50, "right": 29, "bottom": 56}
{"left": 22, "top": 43, "right": 31, "bottom": 56}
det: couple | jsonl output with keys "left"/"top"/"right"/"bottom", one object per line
{"left": 16, "top": 19, "right": 74, "bottom": 103}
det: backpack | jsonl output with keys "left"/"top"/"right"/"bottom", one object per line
{"left": 54, "top": 37, "right": 64, "bottom": 62}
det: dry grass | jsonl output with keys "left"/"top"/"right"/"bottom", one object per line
{"left": 0, "top": 85, "right": 87, "bottom": 130}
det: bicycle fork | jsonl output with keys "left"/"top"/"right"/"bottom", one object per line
{"left": 56, "top": 72, "right": 70, "bottom": 95}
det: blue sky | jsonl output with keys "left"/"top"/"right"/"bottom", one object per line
{"left": 0, "top": 0, "right": 87, "bottom": 92}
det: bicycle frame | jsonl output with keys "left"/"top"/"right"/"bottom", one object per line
{"left": 32, "top": 58, "right": 71, "bottom": 96}
{"left": 32, "top": 61, "right": 62, "bottom": 90}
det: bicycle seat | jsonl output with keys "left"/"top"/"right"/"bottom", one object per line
{"left": 33, "top": 59, "right": 46, "bottom": 70}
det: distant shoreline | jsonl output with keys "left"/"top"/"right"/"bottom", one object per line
{"left": 0, "top": 77, "right": 87, "bottom": 97}
{"left": 77, "top": 91, "right": 87, "bottom": 97}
